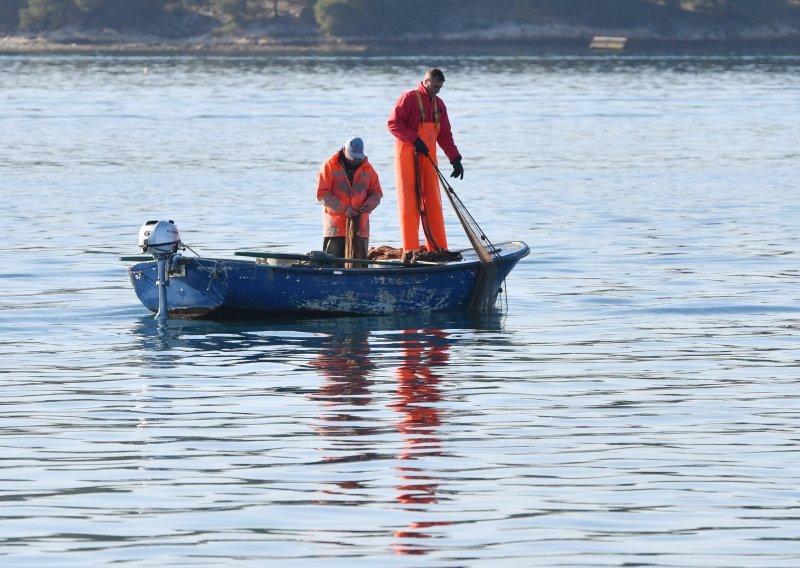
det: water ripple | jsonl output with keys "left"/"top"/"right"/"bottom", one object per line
{"left": 1, "top": 53, "right": 800, "bottom": 567}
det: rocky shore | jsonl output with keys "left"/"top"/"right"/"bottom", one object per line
{"left": 2, "top": 21, "right": 799, "bottom": 55}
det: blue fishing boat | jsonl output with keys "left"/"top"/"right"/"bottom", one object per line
{"left": 123, "top": 220, "right": 529, "bottom": 320}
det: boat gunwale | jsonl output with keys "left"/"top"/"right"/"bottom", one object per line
{"left": 127, "top": 240, "right": 530, "bottom": 276}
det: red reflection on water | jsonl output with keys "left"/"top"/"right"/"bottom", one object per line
{"left": 391, "top": 329, "right": 454, "bottom": 555}
{"left": 308, "top": 328, "right": 455, "bottom": 554}
{"left": 393, "top": 520, "right": 455, "bottom": 555}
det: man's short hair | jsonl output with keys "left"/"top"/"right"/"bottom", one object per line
{"left": 425, "top": 68, "right": 445, "bottom": 82}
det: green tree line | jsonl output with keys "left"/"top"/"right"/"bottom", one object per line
{"left": 1, "top": 0, "right": 799, "bottom": 36}
{"left": 0, "top": 0, "right": 314, "bottom": 31}
{"left": 313, "top": 0, "right": 800, "bottom": 36}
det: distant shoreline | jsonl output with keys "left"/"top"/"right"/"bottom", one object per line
{"left": 2, "top": 33, "right": 799, "bottom": 56}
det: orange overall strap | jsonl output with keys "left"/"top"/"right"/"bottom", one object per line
{"left": 413, "top": 91, "right": 443, "bottom": 251}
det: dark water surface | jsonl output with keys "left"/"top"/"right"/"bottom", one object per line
{"left": 1, "top": 53, "right": 799, "bottom": 566}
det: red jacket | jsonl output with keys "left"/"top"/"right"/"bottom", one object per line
{"left": 387, "top": 82, "right": 461, "bottom": 163}
{"left": 316, "top": 151, "right": 382, "bottom": 238}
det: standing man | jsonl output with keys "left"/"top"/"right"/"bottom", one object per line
{"left": 316, "top": 136, "right": 382, "bottom": 260}
{"left": 388, "top": 67, "right": 464, "bottom": 255}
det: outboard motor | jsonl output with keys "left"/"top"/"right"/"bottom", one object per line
{"left": 139, "top": 220, "right": 181, "bottom": 256}
{"left": 138, "top": 220, "right": 182, "bottom": 321}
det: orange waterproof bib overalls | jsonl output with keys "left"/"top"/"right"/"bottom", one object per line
{"left": 394, "top": 92, "right": 448, "bottom": 253}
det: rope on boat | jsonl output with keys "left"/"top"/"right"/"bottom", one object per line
{"left": 345, "top": 214, "right": 359, "bottom": 269}
{"left": 429, "top": 162, "right": 500, "bottom": 263}
{"left": 182, "top": 242, "right": 203, "bottom": 258}
{"left": 414, "top": 149, "right": 443, "bottom": 252}
{"left": 427, "top": 156, "right": 506, "bottom": 312}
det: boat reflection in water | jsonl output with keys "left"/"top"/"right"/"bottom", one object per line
{"left": 131, "top": 312, "right": 504, "bottom": 557}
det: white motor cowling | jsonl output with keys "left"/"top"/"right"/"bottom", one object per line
{"left": 138, "top": 220, "right": 181, "bottom": 256}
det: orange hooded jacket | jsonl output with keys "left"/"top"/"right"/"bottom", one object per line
{"left": 316, "top": 150, "right": 382, "bottom": 238}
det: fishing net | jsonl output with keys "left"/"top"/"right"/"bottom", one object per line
{"left": 368, "top": 245, "right": 462, "bottom": 264}
{"left": 403, "top": 248, "right": 462, "bottom": 264}
{"left": 368, "top": 245, "right": 404, "bottom": 260}
{"left": 429, "top": 158, "right": 503, "bottom": 312}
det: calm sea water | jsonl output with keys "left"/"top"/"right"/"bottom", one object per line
{"left": 1, "top": 52, "right": 799, "bottom": 567}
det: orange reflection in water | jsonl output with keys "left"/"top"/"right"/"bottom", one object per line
{"left": 309, "top": 331, "right": 380, "bottom": 504}
{"left": 391, "top": 329, "right": 454, "bottom": 555}
{"left": 309, "top": 332, "right": 375, "bottom": 440}
{"left": 309, "top": 333, "right": 374, "bottom": 406}
{"left": 308, "top": 328, "right": 455, "bottom": 555}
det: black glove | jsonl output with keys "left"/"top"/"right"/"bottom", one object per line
{"left": 450, "top": 157, "right": 464, "bottom": 179}
{"left": 413, "top": 137, "right": 429, "bottom": 156}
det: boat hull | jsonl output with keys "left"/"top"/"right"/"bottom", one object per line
{"left": 127, "top": 241, "right": 529, "bottom": 319}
